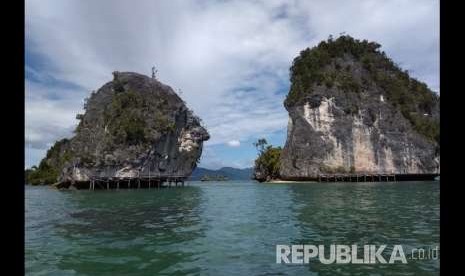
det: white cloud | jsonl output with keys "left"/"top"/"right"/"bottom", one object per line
{"left": 25, "top": 80, "right": 86, "bottom": 149}
{"left": 25, "top": 0, "right": 439, "bottom": 168}
{"left": 227, "top": 140, "right": 241, "bottom": 147}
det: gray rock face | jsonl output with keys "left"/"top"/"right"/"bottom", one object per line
{"left": 280, "top": 95, "right": 439, "bottom": 179}
{"left": 50, "top": 72, "right": 209, "bottom": 186}
{"left": 280, "top": 40, "right": 439, "bottom": 179}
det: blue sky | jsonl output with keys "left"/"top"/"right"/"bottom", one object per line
{"left": 25, "top": 0, "right": 439, "bottom": 170}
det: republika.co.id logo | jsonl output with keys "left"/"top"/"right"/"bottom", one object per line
{"left": 276, "top": 244, "right": 439, "bottom": 264}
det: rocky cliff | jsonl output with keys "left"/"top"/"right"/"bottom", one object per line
{"left": 28, "top": 72, "right": 209, "bottom": 186}
{"left": 280, "top": 36, "right": 439, "bottom": 179}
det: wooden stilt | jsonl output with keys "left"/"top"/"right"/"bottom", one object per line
{"left": 117, "top": 180, "right": 119, "bottom": 190}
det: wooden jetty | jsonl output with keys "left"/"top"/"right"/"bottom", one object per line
{"left": 317, "top": 173, "right": 397, "bottom": 182}
{"left": 287, "top": 173, "right": 439, "bottom": 183}
{"left": 69, "top": 174, "right": 188, "bottom": 190}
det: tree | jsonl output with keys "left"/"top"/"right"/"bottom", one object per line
{"left": 253, "top": 138, "right": 282, "bottom": 181}
{"left": 253, "top": 138, "right": 268, "bottom": 153}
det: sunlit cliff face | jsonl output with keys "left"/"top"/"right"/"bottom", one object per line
{"left": 280, "top": 95, "right": 439, "bottom": 178}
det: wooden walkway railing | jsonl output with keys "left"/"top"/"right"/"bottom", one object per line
{"left": 317, "top": 174, "right": 397, "bottom": 182}
{"left": 84, "top": 174, "right": 189, "bottom": 190}
{"left": 316, "top": 173, "right": 439, "bottom": 182}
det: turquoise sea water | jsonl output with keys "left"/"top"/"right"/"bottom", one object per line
{"left": 26, "top": 181, "right": 439, "bottom": 275}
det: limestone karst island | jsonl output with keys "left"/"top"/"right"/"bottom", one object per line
{"left": 253, "top": 36, "right": 439, "bottom": 182}
{"left": 26, "top": 36, "right": 439, "bottom": 188}
{"left": 26, "top": 71, "right": 210, "bottom": 189}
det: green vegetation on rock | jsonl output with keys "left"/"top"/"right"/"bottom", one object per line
{"left": 285, "top": 35, "right": 439, "bottom": 143}
{"left": 102, "top": 89, "right": 174, "bottom": 145}
{"left": 25, "top": 138, "right": 72, "bottom": 185}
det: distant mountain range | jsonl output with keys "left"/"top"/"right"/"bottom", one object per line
{"left": 189, "top": 167, "right": 253, "bottom": 181}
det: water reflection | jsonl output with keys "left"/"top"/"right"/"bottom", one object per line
{"left": 288, "top": 181, "right": 440, "bottom": 275}
{"left": 53, "top": 187, "right": 205, "bottom": 275}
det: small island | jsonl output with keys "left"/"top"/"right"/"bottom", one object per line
{"left": 200, "top": 174, "right": 229, "bottom": 181}
{"left": 26, "top": 71, "right": 210, "bottom": 189}
{"left": 253, "top": 35, "right": 439, "bottom": 182}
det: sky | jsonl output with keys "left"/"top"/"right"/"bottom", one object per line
{"left": 25, "top": 0, "right": 439, "bottom": 170}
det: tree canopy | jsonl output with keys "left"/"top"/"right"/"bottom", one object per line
{"left": 253, "top": 139, "right": 282, "bottom": 181}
